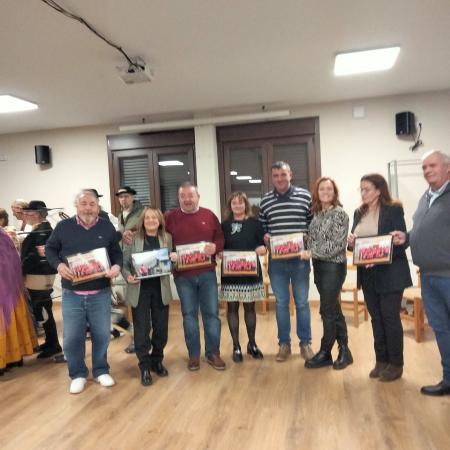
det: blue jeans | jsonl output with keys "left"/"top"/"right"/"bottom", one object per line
{"left": 62, "top": 288, "right": 111, "bottom": 379}
{"left": 269, "top": 258, "right": 311, "bottom": 345}
{"left": 421, "top": 275, "right": 450, "bottom": 383}
{"left": 174, "top": 271, "right": 221, "bottom": 357}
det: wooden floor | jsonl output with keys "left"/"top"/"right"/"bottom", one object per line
{"left": 1, "top": 302, "right": 449, "bottom": 450}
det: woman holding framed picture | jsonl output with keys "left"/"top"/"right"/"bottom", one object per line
{"left": 348, "top": 174, "right": 412, "bottom": 382}
{"left": 302, "top": 177, "right": 353, "bottom": 370}
{"left": 220, "top": 192, "right": 266, "bottom": 363}
{"left": 122, "top": 207, "right": 173, "bottom": 386}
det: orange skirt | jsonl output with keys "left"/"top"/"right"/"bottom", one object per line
{"left": 0, "top": 294, "right": 38, "bottom": 369}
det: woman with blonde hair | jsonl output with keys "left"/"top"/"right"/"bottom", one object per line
{"left": 122, "top": 207, "right": 173, "bottom": 386}
{"left": 220, "top": 192, "right": 266, "bottom": 362}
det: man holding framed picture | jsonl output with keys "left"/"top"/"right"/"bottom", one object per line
{"left": 46, "top": 190, "right": 122, "bottom": 394}
{"left": 259, "top": 161, "right": 314, "bottom": 362}
{"left": 165, "top": 182, "right": 225, "bottom": 372}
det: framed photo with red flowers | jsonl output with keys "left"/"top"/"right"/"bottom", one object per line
{"left": 270, "top": 233, "right": 304, "bottom": 260}
{"left": 66, "top": 247, "right": 110, "bottom": 284}
{"left": 353, "top": 235, "right": 393, "bottom": 266}
{"left": 176, "top": 242, "right": 212, "bottom": 271}
{"left": 222, "top": 251, "right": 258, "bottom": 277}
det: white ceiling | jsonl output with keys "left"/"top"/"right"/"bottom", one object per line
{"left": 1, "top": 0, "right": 450, "bottom": 135}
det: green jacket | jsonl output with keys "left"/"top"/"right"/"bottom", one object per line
{"left": 121, "top": 233, "right": 173, "bottom": 307}
{"left": 118, "top": 200, "right": 144, "bottom": 234}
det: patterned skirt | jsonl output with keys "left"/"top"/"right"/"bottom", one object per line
{"left": 219, "top": 282, "right": 265, "bottom": 303}
{"left": 1, "top": 293, "right": 37, "bottom": 370}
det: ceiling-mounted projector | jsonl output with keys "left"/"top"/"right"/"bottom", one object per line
{"left": 117, "top": 57, "right": 154, "bottom": 85}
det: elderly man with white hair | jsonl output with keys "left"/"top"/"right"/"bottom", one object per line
{"left": 46, "top": 190, "right": 122, "bottom": 394}
{"left": 393, "top": 150, "right": 450, "bottom": 396}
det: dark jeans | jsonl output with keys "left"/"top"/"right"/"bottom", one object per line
{"left": 313, "top": 260, "right": 348, "bottom": 352}
{"left": 361, "top": 269, "right": 404, "bottom": 366}
{"left": 28, "top": 288, "right": 60, "bottom": 350}
{"left": 132, "top": 286, "right": 169, "bottom": 370}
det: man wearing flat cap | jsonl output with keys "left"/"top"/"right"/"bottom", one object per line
{"left": 21, "top": 200, "right": 62, "bottom": 358}
{"left": 115, "top": 186, "right": 144, "bottom": 242}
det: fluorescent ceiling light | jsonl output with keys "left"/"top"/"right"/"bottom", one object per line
{"left": 334, "top": 46, "right": 400, "bottom": 76}
{"left": 249, "top": 179, "right": 262, "bottom": 184}
{"left": 230, "top": 170, "right": 238, "bottom": 175}
{"left": 236, "top": 175, "right": 252, "bottom": 180}
{"left": 0, "top": 95, "right": 38, "bottom": 113}
{"left": 158, "top": 160, "right": 184, "bottom": 166}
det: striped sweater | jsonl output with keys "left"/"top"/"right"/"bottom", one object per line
{"left": 259, "top": 185, "right": 312, "bottom": 235}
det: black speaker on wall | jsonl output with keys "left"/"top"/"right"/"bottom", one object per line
{"left": 395, "top": 111, "right": 416, "bottom": 136}
{"left": 35, "top": 145, "right": 51, "bottom": 165}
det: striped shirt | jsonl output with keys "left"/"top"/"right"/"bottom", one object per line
{"left": 259, "top": 185, "right": 312, "bottom": 235}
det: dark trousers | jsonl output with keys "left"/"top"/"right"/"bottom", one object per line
{"left": 131, "top": 286, "right": 169, "bottom": 370}
{"left": 361, "top": 269, "right": 404, "bottom": 366}
{"left": 313, "top": 260, "right": 348, "bottom": 352}
{"left": 28, "top": 289, "right": 60, "bottom": 350}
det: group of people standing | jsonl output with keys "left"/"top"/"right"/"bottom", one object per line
{"left": 1, "top": 149, "right": 448, "bottom": 398}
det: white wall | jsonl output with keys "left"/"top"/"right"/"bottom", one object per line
{"left": 0, "top": 124, "right": 116, "bottom": 226}
{"left": 1, "top": 89, "right": 449, "bottom": 295}
{"left": 1, "top": 90, "right": 448, "bottom": 224}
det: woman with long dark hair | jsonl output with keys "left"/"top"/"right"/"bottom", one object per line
{"left": 122, "top": 207, "right": 173, "bottom": 386}
{"left": 220, "top": 192, "right": 266, "bottom": 362}
{"left": 348, "top": 174, "right": 412, "bottom": 381}
{"left": 303, "top": 177, "right": 353, "bottom": 370}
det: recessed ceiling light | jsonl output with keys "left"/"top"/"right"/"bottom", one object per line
{"left": 334, "top": 46, "right": 400, "bottom": 76}
{"left": 236, "top": 175, "right": 252, "bottom": 180}
{"left": 158, "top": 160, "right": 184, "bottom": 166}
{"left": 249, "top": 179, "right": 262, "bottom": 184}
{"left": 0, "top": 95, "right": 38, "bottom": 113}
{"left": 230, "top": 170, "right": 238, "bottom": 175}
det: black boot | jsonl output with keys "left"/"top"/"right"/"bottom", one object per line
{"left": 140, "top": 367, "right": 153, "bottom": 386}
{"left": 247, "top": 342, "right": 264, "bottom": 359}
{"left": 305, "top": 349, "right": 333, "bottom": 369}
{"left": 37, "top": 345, "right": 62, "bottom": 359}
{"left": 150, "top": 361, "right": 169, "bottom": 377}
{"left": 232, "top": 345, "right": 243, "bottom": 363}
{"left": 333, "top": 345, "right": 353, "bottom": 370}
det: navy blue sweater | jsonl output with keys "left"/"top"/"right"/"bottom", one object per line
{"left": 45, "top": 217, "right": 123, "bottom": 291}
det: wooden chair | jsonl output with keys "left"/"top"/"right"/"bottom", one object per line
{"left": 261, "top": 253, "right": 294, "bottom": 315}
{"left": 339, "top": 251, "right": 368, "bottom": 327}
{"left": 400, "top": 271, "right": 428, "bottom": 342}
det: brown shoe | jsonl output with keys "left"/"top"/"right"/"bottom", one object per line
{"left": 276, "top": 343, "right": 291, "bottom": 362}
{"left": 206, "top": 353, "right": 226, "bottom": 370}
{"left": 300, "top": 343, "right": 314, "bottom": 361}
{"left": 369, "top": 362, "right": 388, "bottom": 378}
{"left": 379, "top": 364, "right": 403, "bottom": 382}
{"left": 187, "top": 356, "right": 200, "bottom": 371}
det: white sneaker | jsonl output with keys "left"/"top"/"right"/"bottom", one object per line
{"left": 96, "top": 374, "right": 115, "bottom": 387}
{"left": 69, "top": 377, "right": 87, "bottom": 394}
